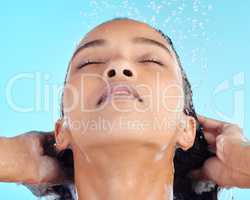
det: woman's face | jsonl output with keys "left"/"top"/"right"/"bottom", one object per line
{"left": 59, "top": 19, "right": 195, "bottom": 150}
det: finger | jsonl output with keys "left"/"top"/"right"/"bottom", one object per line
{"left": 189, "top": 168, "right": 206, "bottom": 181}
{"left": 220, "top": 124, "right": 246, "bottom": 139}
{"left": 40, "top": 133, "right": 57, "bottom": 157}
{"left": 190, "top": 157, "right": 219, "bottom": 182}
{"left": 216, "top": 136, "right": 250, "bottom": 176}
{"left": 197, "top": 114, "right": 228, "bottom": 135}
{"left": 195, "top": 157, "right": 250, "bottom": 188}
{"left": 202, "top": 131, "right": 217, "bottom": 153}
{"left": 204, "top": 131, "right": 216, "bottom": 145}
{"left": 41, "top": 156, "right": 70, "bottom": 184}
{"left": 191, "top": 157, "right": 228, "bottom": 183}
{"left": 211, "top": 157, "right": 250, "bottom": 187}
{"left": 38, "top": 132, "right": 54, "bottom": 146}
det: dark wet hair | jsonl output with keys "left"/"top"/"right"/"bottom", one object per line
{"left": 25, "top": 17, "right": 218, "bottom": 200}
{"left": 154, "top": 25, "right": 219, "bottom": 200}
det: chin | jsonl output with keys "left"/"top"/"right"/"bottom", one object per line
{"left": 74, "top": 118, "right": 173, "bottom": 149}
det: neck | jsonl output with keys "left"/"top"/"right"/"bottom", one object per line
{"left": 72, "top": 141, "right": 175, "bottom": 200}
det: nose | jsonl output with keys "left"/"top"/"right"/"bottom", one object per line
{"left": 103, "top": 65, "right": 137, "bottom": 81}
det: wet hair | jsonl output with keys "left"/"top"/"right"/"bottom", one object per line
{"left": 154, "top": 25, "right": 219, "bottom": 200}
{"left": 25, "top": 17, "right": 218, "bottom": 200}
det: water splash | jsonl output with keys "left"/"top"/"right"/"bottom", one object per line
{"left": 78, "top": 0, "right": 214, "bottom": 87}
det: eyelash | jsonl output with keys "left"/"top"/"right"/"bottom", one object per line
{"left": 77, "top": 58, "right": 163, "bottom": 69}
{"left": 139, "top": 59, "right": 164, "bottom": 66}
{"left": 77, "top": 60, "right": 104, "bottom": 69}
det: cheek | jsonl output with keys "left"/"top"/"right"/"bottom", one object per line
{"left": 148, "top": 74, "right": 184, "bottom": 132}
{"left": 145, "top": 69, "right": 184, "bottom": 112}
{"left": 160, "top": 82, "right": 184, "bottom": 113}
{"left": 63, "top": 74, "right": 104, "bottom": 117}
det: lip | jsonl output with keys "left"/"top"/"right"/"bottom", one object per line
{"left": 96, "top": 83, "right": 143, "bottom": 106}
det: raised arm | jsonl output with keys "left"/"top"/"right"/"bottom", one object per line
{"left": 191, "top": 115, "right": 250, "bottom": 188}
{"left": 0, "top": 131, "right": 67, "bottom": 184}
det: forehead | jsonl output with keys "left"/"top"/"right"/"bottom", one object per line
{"left": 78, "top": 19, "right": 169, "bottom": 47}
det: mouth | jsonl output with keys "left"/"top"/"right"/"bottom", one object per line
{"left": 96, "top": 83, "right": 143, "bottom": 106}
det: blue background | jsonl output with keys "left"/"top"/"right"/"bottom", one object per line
{"left": 0, "top": 0, "right": 249, "bottom": 199}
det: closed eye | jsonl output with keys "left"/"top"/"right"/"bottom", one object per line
{"left": 139, "top": 59, "right": 164, "bottom": 66}
{"left": 77, "top": 60, "right": 104, "bottom": 69}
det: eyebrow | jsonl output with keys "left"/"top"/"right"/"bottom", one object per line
{"left": 71, "top": 39, "right": 106, "bottom": 60}
{"left": 132, "top": 37, "right": 172, "bottom": 56}
{"left": 71, "top": 37, "right": 172, "bottom": 60}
